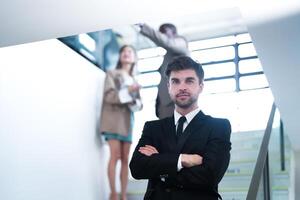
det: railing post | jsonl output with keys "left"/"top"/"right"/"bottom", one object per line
{"left": 246, "top": 103, "right": 276, "bottom": 200}
{"left": 263, "top": 152, "right": 271, "bottom": 200}
{"left": 280, "top": 120, "right": 285, "bottom": 171}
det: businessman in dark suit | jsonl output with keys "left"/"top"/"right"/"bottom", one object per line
{"left": 129, "top": 56, "right": 231, "bottom": 200}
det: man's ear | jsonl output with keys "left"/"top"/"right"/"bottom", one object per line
{"left": 167, "top": 82, "right": 171, "bottom": 94}
{"left": 199, "top": 82, "right": 204, "bottom": 93}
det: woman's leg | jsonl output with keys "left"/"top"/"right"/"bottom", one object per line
{"left": 120, "top": 142, "right": 131, "bottom": 200}
{"left": 107, "top": 139, "right": 121, "bottom": 200}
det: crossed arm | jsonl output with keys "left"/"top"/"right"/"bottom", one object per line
{"left": 139, "top": 145, "right": 203, "bottom": 168}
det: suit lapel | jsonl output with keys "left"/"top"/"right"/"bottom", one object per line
{"left": 161, "top": 117, "right": 177, "bottom": 152}
{"left": 176, "top": 111, "right": 208, "bottom": 152}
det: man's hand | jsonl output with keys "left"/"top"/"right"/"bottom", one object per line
{"left": 135, "top": 23, "right": 144, "bottom": 28}
{"left": 181, "top": 154, "right": 203, "bottom": 168}
{"left": 138, "top": 145, "right": 159, "bottom": 156}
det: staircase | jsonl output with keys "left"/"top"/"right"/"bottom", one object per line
{"left": 127, "top": 130, "right": 291, "bottom": 200}
{"left": 220, "top": 130, "right": 290, "bottom": 200}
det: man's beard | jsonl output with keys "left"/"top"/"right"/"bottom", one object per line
{"left": 174, "top": 94, "right": 197, "bottom": 109}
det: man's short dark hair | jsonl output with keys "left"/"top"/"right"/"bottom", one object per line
{"left": 159, "top": 23, "right": 177, "bottom": 35}
{"left": 165, "top": 56, "right": 204, "bottom": 83}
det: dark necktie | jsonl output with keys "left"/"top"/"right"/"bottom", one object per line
{"left": 176, "top": 116, "right": 187, "bottom": 137}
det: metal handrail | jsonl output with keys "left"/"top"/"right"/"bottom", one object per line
{"left": 246, "top": 102, "right": 276, "bottom": 200}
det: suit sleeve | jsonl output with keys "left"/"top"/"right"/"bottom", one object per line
{"left": 175, "top": 119, "right": 231, "bottom": 189}
{"left": 129, "top": 122, "right": 179, "bottom": 179}
{"left": 140, "top": 24, "right": 188, "bottom": 55}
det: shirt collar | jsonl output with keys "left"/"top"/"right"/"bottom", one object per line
{"left": 174, "top": 107, "right": 201, "bottom": 126}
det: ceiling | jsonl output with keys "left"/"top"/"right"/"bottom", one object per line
{"left": 0, "top": 0, "right": 247, "bottom": 48}
{"left": 0, "top": 1, "right": 299, "bottom": 48}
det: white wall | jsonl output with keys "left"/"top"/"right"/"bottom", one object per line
{"left": 240, "top": 5, "right": 300, "bottom": 200}
{"left": 0, "top": 40, "right": 107, "bottom": 200}
{"left": 240, "top": 0, "right": 300, "bottom": 152}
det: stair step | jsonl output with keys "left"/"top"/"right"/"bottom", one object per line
{"left": 127, "top": 187, "right": 289, "bottom": 200}
{"left": 231, "top": 131, "right": 264, "bottom": 140}
{"left": 128, "top": 174, "right": 289, "bottom": 195}
{"left": 221, "top": 173, "right": 289, "bottom": 188}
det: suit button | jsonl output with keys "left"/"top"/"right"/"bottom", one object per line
{"left": 176, "top": 185, "right": 183, "bottom": 189}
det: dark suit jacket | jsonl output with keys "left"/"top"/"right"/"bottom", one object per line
{"left": 129, "top": 111, "right": 231, "bottom": 200}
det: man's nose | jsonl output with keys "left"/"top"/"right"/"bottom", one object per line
{"left": 178, "top": 83, "right": 187, "bottom": 90}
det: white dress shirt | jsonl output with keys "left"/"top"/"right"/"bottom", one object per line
{"left": 174, "top": 107, "right": 201, "bottom": 171}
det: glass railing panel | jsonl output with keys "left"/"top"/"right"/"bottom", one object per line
{"left": 256, "top": 173, "right": 265, "bottom": 200}
{"left": 268, "top": 109, "right": 291, "bottom": 200}
{"left": 218, "top": 90, "right": 274, "bottom": 200}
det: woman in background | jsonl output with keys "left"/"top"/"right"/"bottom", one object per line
{"left": 100, "top": 45, "right": 142, "bottom": 200}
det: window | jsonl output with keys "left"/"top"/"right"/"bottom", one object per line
{"left": 136, "top": 71, "right": 161, "bottom": 88}
{"left": 137, "top": 57, "right": 162, "bottom": 73}
{"left": 78, "top": 34, "right": 96, "bottom": 52}
{"left": 135, "top": 33, "right": 269, "bottom": 95}
{"left": 189, "top": 35, "right": 236, "bottom": 51}
{"left": 191, "top": 46, "right": 235, "bottom": 63}
{"left": 203, "top": 62, "right": 235, "bottom": 79}
{"left": 236, "top": 33, "right": 252, "bottom": 43}
{"left": 240, "top": 74, "right": 269, "bottom": 90}
{"left": 203, "top": 79, "right": 236, "bottom": 94}
{"left": 239, "top": 58, "right": 263, "bottom": 74}
{"left": 137, "top": 47, "right": 166, "bottom": 59}
{"left": 239, "top": 43, "right": 257, "bottom": 58}
{"left": 79, "top": 48, "right": 96, "bottom": 62}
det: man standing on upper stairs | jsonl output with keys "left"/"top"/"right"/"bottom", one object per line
{"left": 137, "top": 23, "right": 190, "bottom": 119}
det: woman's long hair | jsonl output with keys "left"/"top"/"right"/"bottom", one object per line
{"left": 115, "top": 45, "right": 137, "bottom": 76}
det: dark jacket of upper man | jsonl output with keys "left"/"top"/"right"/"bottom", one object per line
{"left": 139, "top": 23, "right": 190, "bottom": 119}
